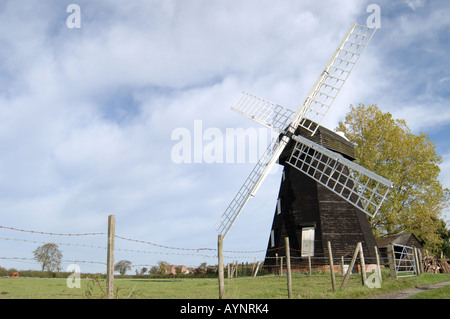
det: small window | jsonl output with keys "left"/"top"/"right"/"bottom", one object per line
{"left": 277, "top": 198, "right": 281, "bottom": 215}
{"left": 270, "top": 229, "right": 275, "bottom": 248}
{"left": 301, "top": 227, "right": 315, "bottom": 257}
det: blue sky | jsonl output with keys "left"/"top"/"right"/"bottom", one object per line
{"left": 0, "top": 0, "right": 449, "bottom": 274}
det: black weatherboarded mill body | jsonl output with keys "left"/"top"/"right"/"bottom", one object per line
{"left": 264, "top": 122, "right": 377, "bottom": 270}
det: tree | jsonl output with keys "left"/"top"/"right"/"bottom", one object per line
{"left": 157, "top": 261, "right": 169, "bottom": 275}
{"left": 149, "top": 266, "right": 159, "bottom": 275}
{"left": 33, "top": 243, "right": 63, "bottom": 272}
{"left": 195, "top": 262, "right": 208, "bottom": 275}
{"left": 114, "top": 260, "right": 132, "bottom": 275}
{"left": 140, "top": 267, "right": 148, "bottom": 275}
{"left": 336, "top": 104, "right": 450, "bottom": 253}
{"left": 436, "top": 219, "right": 450, "bottom": 258}
{"left": 135, "top": 267, "right": 148, "bottom": 276}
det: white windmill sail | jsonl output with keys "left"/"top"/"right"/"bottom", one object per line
{"left": 295, "top": 23, "right": 376, "bottom": 135}
{"left": 215, "top": 135, "right": 289, "bottom": 237}
{"left": 230, "top": 23, "right": 376, "bottom": 138}
{"left": 286, "top": 134, "right": 393, "bottom": 218}
{"left": 231, "top": 91, "right": 295, "bottom": 134}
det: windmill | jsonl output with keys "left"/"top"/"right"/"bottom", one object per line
{"left": 215, "top": 23, "right": 393, "bottom": 267}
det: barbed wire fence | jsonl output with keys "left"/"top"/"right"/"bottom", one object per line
{"left": 0, "top": 218, "right": 269, "bottom": 276}
{"left": 0, "top": 215, "right": 411, "bottom": 298}
{"left": 0, "top": 225, "right": 105, "bottom": 265}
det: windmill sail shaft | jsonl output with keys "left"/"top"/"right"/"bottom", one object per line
{"left": 215, "top": 135, "right": 290, "bottom": 237}
{"left": 286, "top": 134, "right": 393, "bottom": 218}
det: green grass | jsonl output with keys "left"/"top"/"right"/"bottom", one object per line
{"left": 0, "top": 273, "right": 449, "bottom": 299}
{"left": 407, "top": 284, "right": 450, "bottom": 299}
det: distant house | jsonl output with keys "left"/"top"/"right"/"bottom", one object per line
{"left": 164, "top": 265, "right": 191, "bottom": 275}
{"left": 375, "top": 233, "right": 423, "bottom": 264}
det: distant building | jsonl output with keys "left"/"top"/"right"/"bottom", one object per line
{"left": 164, "top": 265, "right": 192, "bottom": 275}
{"left": 375, "top": 233, "right": 423, "bottom": 264}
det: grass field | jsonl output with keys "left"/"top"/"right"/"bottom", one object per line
{"left": 0, "top": 273, "right": 449, "bottom": 299}
{"left": 407, "top": 283, "right": 450, "bottom": 299}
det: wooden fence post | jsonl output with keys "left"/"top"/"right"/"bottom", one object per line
{"left": 308, "top": 256, "right": 312, "bottom": 276}
{"left": 218, "top": 235, "right": 225, "bottom": 299}
{"left": 106, "top": 214, "right": 115, "bottom": 299}
{"left": 418, "top": 249, "right": 424, "bottom": 273}
{"left": 413, "top": 248, "right": 421, "bottom": 275}
{"left": 251, "top": 258, "right": 256, "bottom": 277}
{"left": 358, "top": 242, "right": 367, "bottom": 287}
{"left": 340, "top": 242, "right": 360, "bottom": 289}
{"left": 275, "top": 254, "right": 278, "bottom": 276}
{"left": 327, "top": 241, "right": 336, "bottom": 292}
{"left": 387, "top": 244, "right": 397, "bottom": 280}
{"left": 280, "top": 257, "right": 283, "bottom": 276}
{"left": 285, "top": 237, "right": 292, "bottom": 299}
{"left": 374, "top": 246, "right": 382, "bottom": 283}
{"left": 252, "top": 261, "right": 261, "bottom": 278}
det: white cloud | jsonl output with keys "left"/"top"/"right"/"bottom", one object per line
{"left": 439, "top": 153, "right": 450, "bottom": 222}
{"left": 405, "top": 0, "right": 425, "bottom": 11}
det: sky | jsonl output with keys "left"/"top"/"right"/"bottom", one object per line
{"left": 0, "top": 0, "right": 449, "bottom": 274}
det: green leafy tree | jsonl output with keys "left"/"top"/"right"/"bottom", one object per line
{"left": 436, "top": 219, "right": 450, "bottom": 258}
{"left": 149, "top": 266, "right": 158, "bottom": 275}
{"left": 139, "top": 267, "right": 148, "bottom": 275}
{"left": 336, "top": 104, "right": 450, "bottom": 253}
{"left": 114, "top": 260, "right": 132, "bottom": 275}
{"left": 33, "top": 243, "right": 63, "bottom": 272}
{"left": 157, "top": 261, "right": 169, "bottom": 275}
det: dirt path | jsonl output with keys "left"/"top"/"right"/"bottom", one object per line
{"left": 370, "top": 281, "right": 450, "bottom": 299}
